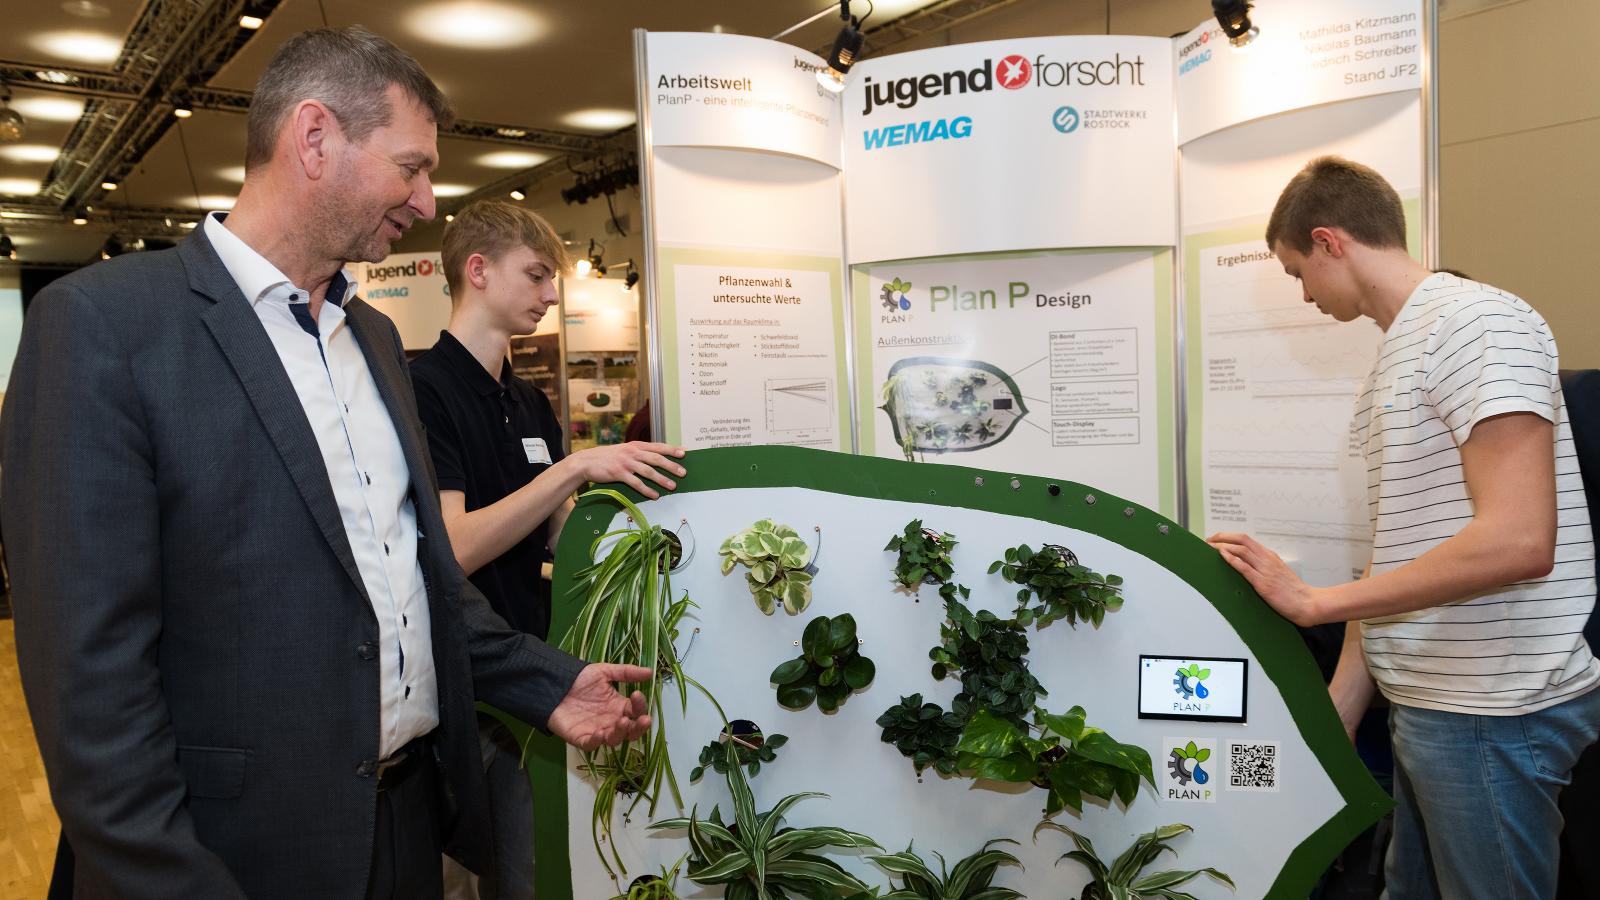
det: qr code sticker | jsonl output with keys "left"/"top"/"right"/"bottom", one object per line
{"left": 1227, "top": 741, "right": 1280, "bottom": 792}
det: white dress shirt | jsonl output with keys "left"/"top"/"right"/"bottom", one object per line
{"left": 205, "top": 213, "right": 438, "bottom": 759}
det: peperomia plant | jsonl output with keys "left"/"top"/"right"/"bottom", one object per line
{"left": 886, "top": 519, "right": 958, "bottom": 591}
{"left": 1038, "top": 821, "right": 1235, "bottom": 900}
{"left": 870, "top": 839, "right": 1024, "bottom": 900}
{"left": 770, "top": 613, "right": 876, "bottom": 712}
{"left": 954, "top": 707, "right": 1154, "bottom": 817}
{"left": 689, "top": 720, "right": 787, "bottom": 783}
{"left": 561, "top": 489, "right": 728, "bottom": 877}
{"left": 720, "top": 519, "right": 815, "bottom": 615}
{"left": 929, "top": 587, "right": 1046, "bottom": 730}
{"left": 876, "top": 693, "right": 964, "bottom": 778}
{"left": 652, "top": 741, "right": 882, "bottom": 900}
{"left": 990, "top": 543, "right": 1125, "bottom": 630}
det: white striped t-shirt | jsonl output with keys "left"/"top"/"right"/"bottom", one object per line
{"left": 1355, "top": 272, "right": 1599, "bottom": 715}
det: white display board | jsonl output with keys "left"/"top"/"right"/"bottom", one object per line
{"left": 843, "top": 36, "right": 1176, "bottom": 263}
{"left": 1182, "top": 92, "right": 1423, "bottom": 585}
{"left": 645, "top": 31, "right": 843, "bottom": 167}
{"left": 560, "top": 480, "right": 1358, "bottom": 900}
{"left": 351, "top": 251, "right": 454, "bottom": 349}
{"left": 0, "top": 286, "right": 22, "bottom": 393}
{"left": 854, "top": 249, "right": 1173, "bottom": 513}
{"left": 1174, "top": 0, "right": 1424, "bottom": 144}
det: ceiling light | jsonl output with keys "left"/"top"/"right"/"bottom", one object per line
{"left": 508, "top": 187, "right": 526, "bottom": 201}
{"left": 217, "top": 165, "right": 246, "bottom": 183}
{"left": 0, "top": 234, "right": 15, "bottom": 261}
{"left": 101, "top": 180, "right": 117, "bottom": 191}
{"left": 239, "top": 14, "right": 265, "bottom": 29}
{"left": 60, "top": 0, "right": 112, "bottom": 19}
{"left": 444, "top": 213, "right": 454, "bottom": 222}
{"left": 34, "top": 70, "right": 80, "bottom": 85}
{"left": 173, "top": 104, "right": 193, "bottom": 119}
{"left": 431, "top": 183, "right": 473, "bottom": 197}
{"left": 32, "top": 31, "right": 125, "bottom": 65}
{"left": 494, "top": 127, "right": 527, "bottom": 138}
{"left": 0, "top": 91, "right": 24, "bottom": 143}
{"left": 818, "top": 1, "right": 865, "bottom": 93}
{"left": 1212, "top": 0, "right": 1258, "bottom": 47}
{"left": 476, "top": 150, "right": 548, "bottom": 169}
{"left": 11, "top": 96, "right": 83, "bottom": 122}
{"left": 403, "top": 2, "right": 547, "bottom": 50}
{"left": 559, "top": 108, "right": 636, "bottom": 131}
{"left": 72, "top": 210, "right": 88, "bottom": 225}
{"left": 0, "top": 178, "right": 44, "bottom": 195}
{"left": 573, "top": 257, "right": 591, "bottom": 278}
{"left": 180, "top": 221, "right": 198, "bottom": 229}
{"left": 0, "top": 144, "right": 58, "bottom": 163}
{"left": 193, "top": 195, "right": 237, "bottom": 210}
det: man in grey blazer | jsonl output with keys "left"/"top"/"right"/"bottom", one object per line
{"left": 0, "top": 27, "right": 654, "bottom": 899}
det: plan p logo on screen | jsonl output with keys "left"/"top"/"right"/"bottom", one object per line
{"left": 997, "top": 54, "right": 1032, "bottom": 89}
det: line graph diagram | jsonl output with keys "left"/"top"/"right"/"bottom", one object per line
{"left": 765, "top": 377, "right": 833, "bottom": 434}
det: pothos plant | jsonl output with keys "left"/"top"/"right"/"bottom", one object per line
{"left": 954, "top": 707, "right": 1155, "bottom": 817}
{"left": 885, "top": 519, "right": 957, "bottom": 592}
{"left": 1038, "top": 821, "right": 1235, "bottom": 900}
{"left": 990, "top": 543, "right": 1125, "bottom": 630}
{"left": 929, "top": 586, "right": 1046, "bottom": 730}
{"left": 560, "top": 489, "right": 728, "bottom": 877}
{"left": 770, "top": 613, "right": 876, "bottom": 712}
{"left": 651, "top": 740, "right": 882, "bottom": 900}
{"left": 870, "top": 839, "right": 1024, "bottom": 900}
{"left": 690, "top": 720, "right": 788, "bottom": 783}
{"left": 876, "top": 693, "right": 965, "bottom": 778}
{"left": 720, "top": 519, "right": 816, "bottom": 615}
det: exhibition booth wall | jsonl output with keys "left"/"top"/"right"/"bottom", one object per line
{"left": 523, "top": 2, "right": 1428, "bottom": 898}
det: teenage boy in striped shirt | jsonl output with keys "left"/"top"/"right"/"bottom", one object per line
{"left": 1208, "top": 156, "right": 1599, "bottom": 899}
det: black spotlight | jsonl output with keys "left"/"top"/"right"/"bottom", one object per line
{"left": 623, "top": 270, "right": 639, "bottom": 290}
{"left": 0, "top": 233, "right": 15, "bottom": 261}
{"left": 818, "top": 1, "right": 864, "bottom": 93}
{"left": 1212, "top": 0, "right": 1258, "bottom": 47}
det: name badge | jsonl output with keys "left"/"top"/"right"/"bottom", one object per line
{"left": 523, "top": 437, "right": 552, "bottom": 465}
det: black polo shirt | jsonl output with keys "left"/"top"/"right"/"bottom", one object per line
{"left": 410, "top": 330, "right": 566, "bottom": 639}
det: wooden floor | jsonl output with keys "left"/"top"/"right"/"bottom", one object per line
{"left": 0, "top": 618, "right": 58, "bottom": 900}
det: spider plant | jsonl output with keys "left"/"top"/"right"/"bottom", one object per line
{"left": 651, "top": 741, "right": 882, "bottom": 900}
{"left": 870, "top": 839, "right": 1024, "bottom": 899}
{"left": 561, "top": 488, "right": 728, "bottom": 877}
{"left": 608, "top": 855, "right": 688, "bottom": 899}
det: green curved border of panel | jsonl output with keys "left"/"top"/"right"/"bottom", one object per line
{"left": 522, "top": 444, "right": 1391, "bottom": 899}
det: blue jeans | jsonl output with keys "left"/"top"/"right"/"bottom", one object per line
{"left": 1383, "top": 686, "right": 1600, "bottom": 899}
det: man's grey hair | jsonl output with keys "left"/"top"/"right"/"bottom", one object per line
{"left": 245, "top": 25, "right": 453, "bottom": 170}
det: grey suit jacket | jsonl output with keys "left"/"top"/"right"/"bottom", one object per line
{"left": 0, "top": 224, "right": 587, "bottom": 898}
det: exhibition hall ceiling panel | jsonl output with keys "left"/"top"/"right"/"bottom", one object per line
{"left": 0, "top": 0, "right": 142, "bottom": 73}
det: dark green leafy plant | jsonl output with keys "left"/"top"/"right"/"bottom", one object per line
{"left": 876, "top": 693, "right": 964, "bottom": 777}
{"left": 608, "top": 855, "right": 688, "bottom": 900}
{"left": 652, "top": 741, "right": 881, "bottom": 900}
{"left": 1039, "top": 821, "right": 1234, "bottom": 900}
{"left": 928, "top": 588, "right": 1045, "bottom": 730}
{"left": 720, "top": 519, "right": 815, "bottom": 615}
{"left": 885, "top": 520, "right": 957, "bottom": 591}
{"left": 771, "top": 613, "right": 876, "bottom": 712}
{"left": 870, "top": 839, "right": 1024, "bottom": 899}
{"left": 955, "top": 707, "right": 1154, "bottom": 817}
{"left": 690, "top": 720, "right": 788, "bottom": 783}
{"left": 561, "top": 489, "right": 727, "bottom": 877}
{"left": 990, "top": 543, "right": 1125, "bottom": 630}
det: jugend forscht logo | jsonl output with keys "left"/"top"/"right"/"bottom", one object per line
{"left": 859, "top": 49, "right": 1148, "bottom": 151}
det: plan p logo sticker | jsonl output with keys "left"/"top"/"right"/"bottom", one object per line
{"left": 1161, "top": 737, "right": 1217, "bottom": 802}
{"left": 997, "top": 54, "right": 1032, "bottom": 89}
{"left": 881, "top": 278, "right": 913, "bottom": 312}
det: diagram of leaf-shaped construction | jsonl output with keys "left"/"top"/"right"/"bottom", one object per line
{"left": 879, "top": 357, "right": 1029, "bottom": 459}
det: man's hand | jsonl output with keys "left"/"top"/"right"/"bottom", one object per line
{"left": 548, "top": 663, "right": 653, "bottom": 752}
{"left": 574, "top": 442, "right": 686, "bottom": 500}
{"left": 1207, "top": 532, "right": 1325, "bottom": 626}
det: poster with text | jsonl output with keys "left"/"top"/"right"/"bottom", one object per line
{"left": 658, "top": 247, "right": 848, "bottom": 451}
{"left": 1174, "top": 0, "right": 1423, "bottom": 144}
{"left": 843, "top": 35, "right": 1175, "bottom": 263}
{"left": 854, "top": 249, "right": 1175, "bottom": 514}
